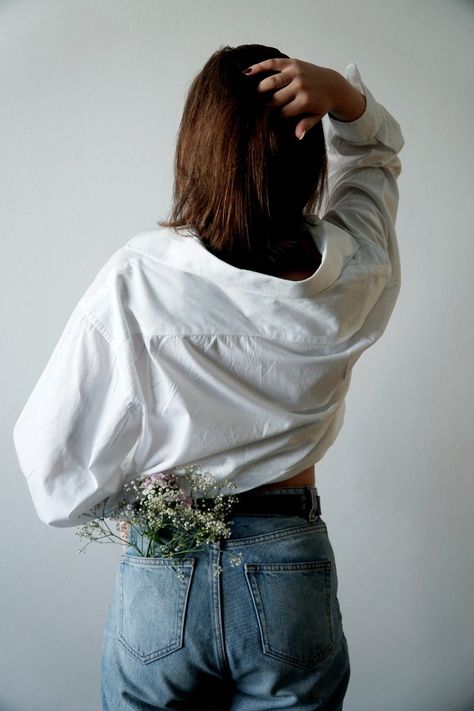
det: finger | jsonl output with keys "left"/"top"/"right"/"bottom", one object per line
{"left": 256, "top": 70, "right": 292, "bottom": 96}
{"left": 263, "top": 80, "right": 296, "bottom": 107}
{"left": 278, "top": 95, "right": 310, "bottom": 120}
{"left": 295, "top": 117, "right": 321, "bottom": 140}
{"left": 242, "top": 57, "right": 292, "bottom": 75}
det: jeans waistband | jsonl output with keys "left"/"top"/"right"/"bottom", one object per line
{"left": 193, "top": 486, "right": 321, "bottom": 523}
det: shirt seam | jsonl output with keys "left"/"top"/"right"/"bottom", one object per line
{"left": 77, "top": 301, "right": 389, "bottom": 346}
{"left": 135, "top": 333, "right": 365, "bottom": 347}
{"left": 77, "top": 300, "right": 143, "bottom": 413}
{"left": 78, "top": 299, "right": 114, "bottom": 343}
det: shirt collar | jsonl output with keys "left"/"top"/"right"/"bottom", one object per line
{"left": 125, "top": 216, "right": 358, "bottom": 299}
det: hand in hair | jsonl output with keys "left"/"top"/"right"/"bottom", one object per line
{"left": 242, "top": 58, "right": 366, "bottom": 140}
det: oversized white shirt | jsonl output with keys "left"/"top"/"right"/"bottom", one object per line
{"left": 12, "top": 62, "right": 404, "bottom": 527}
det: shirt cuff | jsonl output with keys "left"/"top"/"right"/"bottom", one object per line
{"left": 323, "top": 62, "right": 384, "bottom": 144}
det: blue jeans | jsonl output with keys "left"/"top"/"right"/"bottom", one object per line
{"left": 101, "top": 487, "right": 350, "bottom": 710}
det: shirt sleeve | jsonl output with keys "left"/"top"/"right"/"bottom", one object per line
{"left": 12, "top": 300, "right": 144, "bottom": 528}
{"left": 321, "top": 61, "right": 405, "bottom": 282}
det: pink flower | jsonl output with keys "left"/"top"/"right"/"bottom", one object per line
{"left": 161, "top": 472, "right": 178, "bottom": 487}
{"left": 145, "top": 473, "right": 169, "bottom": 488}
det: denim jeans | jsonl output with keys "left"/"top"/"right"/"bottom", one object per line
{"left": 101, "top": 487, "right": 350, "bottom": 710}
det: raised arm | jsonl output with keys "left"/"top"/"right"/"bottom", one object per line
{"left": 242, "top": 57, "right": 404, "bottom": 282}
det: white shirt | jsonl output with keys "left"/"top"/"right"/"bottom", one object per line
{"left": 12, "top": 62, "right": 404, "bottom": 528}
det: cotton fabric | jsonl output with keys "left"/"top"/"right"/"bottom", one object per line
{"left": 12, "top": 62, "right": 404, "bottom": 528}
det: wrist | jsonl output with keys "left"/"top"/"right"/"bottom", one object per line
{"left": 328, "top": 72, "right": 366, "bottom": 122}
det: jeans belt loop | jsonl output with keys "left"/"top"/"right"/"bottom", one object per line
{"left": 305, "top": 487, "right": 321, "bottom": 522}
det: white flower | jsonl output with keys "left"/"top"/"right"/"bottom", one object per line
{"left": 77, "top": 465, "right": 239, "bottom": 575}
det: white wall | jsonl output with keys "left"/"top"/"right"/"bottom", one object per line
{"left": 2, "top": 1, "right": 473, "bottom": 709}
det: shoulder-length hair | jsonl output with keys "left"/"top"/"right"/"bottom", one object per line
{"left": 158, "top": 43, "right": 328, "bottom": 273}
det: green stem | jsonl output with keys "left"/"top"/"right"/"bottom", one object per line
{"left": 100, "top": 518, "right": 131, "bottom": 546}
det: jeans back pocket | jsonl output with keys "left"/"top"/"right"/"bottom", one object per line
{"left": 118, "top": 554, "right": 195, "bottom": 664}
{"left": 244, "top": 559, "right": 334, "bottom": 669}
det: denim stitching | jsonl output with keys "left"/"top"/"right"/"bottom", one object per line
{"left": 223, "top": 520, "right": 326, "bottom": 548}
{"left": 245, "top": 561, "right": 334, "bottom": 668}
{"left": 118, "top": 558, "right": 195, "bottom": 664}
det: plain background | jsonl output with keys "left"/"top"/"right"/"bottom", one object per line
{"left": 2, "top": 1, "right": 473, "bottom": 710}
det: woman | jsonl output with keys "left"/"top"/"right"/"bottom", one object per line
{"left": 13, "top": 43, "right": 404, "bottom": 709}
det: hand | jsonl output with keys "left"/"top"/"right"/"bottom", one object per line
{"left": 242, "top": 58, "right": 366, "bottom": 139}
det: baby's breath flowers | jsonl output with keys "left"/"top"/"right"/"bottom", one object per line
{"left": 75, "top": 464, "right": 243, "bottom": 576}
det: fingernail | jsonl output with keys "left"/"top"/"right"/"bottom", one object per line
{"left": 299, "top": 130, "right": 306, "bottom": 140}
{"left": 242, "top": 67, "right": 252, "bottom": 74}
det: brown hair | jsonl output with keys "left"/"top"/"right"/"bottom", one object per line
{"left": 158, "top": 43, "right": 328, "bottom": 273}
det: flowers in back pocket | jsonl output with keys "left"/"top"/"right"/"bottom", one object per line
{"left": 75, "top": 464, "right": 243, "bottom": 576}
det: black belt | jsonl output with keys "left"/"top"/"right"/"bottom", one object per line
{"left": 192, "top": 488, "right": 321, "bottom": 521}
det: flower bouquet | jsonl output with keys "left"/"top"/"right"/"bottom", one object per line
{"left": 75, "top": 464, "right": 243, "bottom": 576}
